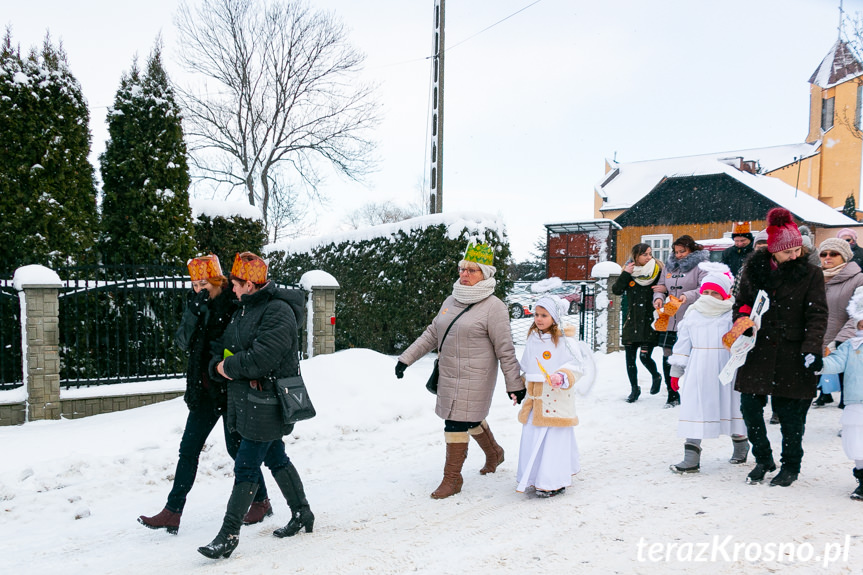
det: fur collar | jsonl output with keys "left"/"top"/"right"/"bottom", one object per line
{"left": 664, "top": 249, "right": 709, "bottom": 273}
{"left": 742, "top": 248, "right": 811, "bottom": 291}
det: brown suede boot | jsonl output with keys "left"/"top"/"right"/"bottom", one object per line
{"left": 469, "top": 420, "right": 505, "bottom": 475}
{"left": 242, "top": 498, "right": 273, "bottom": 525}
{"left": 431, "top": 432, "right": 469, "bottom": 500}
{"left": 138, "top": 507, "right": 181, "bottom": 535}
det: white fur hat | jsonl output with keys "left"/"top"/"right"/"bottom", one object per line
{"left": 847, "top": 286, "right": 863, "bottom": 322}
{"left": 534, "top": 296, "right": 564, "bottom": 325}
{"left": 698, "top": 262, "right": 734, "bottom": 300}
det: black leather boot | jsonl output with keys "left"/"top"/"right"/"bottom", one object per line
{"left": 198, "top": 482, "right": 258, "bottom": 559}
{"left": 851, "top": 468, "right": 863, "bottom": 501}
{"left": 273, "top": 463, "right": 315, "bottom": 538}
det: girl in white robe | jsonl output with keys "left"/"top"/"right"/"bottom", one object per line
{"left": 668, "top": 263, "right": 748, "bottom": 473}
{"left": 514, "top": 296, "right": 595, "bottom": 496}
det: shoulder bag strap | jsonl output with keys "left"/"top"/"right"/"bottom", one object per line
{"left": 438, "top": 303, "right": 474, "bottom": 353}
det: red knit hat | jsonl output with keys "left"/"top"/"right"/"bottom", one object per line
{"left": 765, "top": 208, "right": 802, "bottom": 254}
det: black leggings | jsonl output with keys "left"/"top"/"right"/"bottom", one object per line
{"left": 444, "top": 420, "right": 482, "bottom": 432}
{"left": 624, "top": 344, "right": 660, "bottom": 386}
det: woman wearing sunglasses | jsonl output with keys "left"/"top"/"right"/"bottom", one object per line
{"left": 814, "top": 238, "right": 863, "bottom": 408}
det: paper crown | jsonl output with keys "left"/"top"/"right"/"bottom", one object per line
{"left": 187, "top": 255, "right": 222, "bottom": 281}
{"left": 231, "top": 252, "right": 267, "bottom": 283}
{"left": 464, "top": 242, "right": 494, "bottom": 266}
{"left": 731, "top": 221, "right": 751, "bottom": 235}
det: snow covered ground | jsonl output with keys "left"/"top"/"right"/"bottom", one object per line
{"left": 1, "top": 347, "right": 860, "bottom": 574}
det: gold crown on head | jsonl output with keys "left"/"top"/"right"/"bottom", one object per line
{"left": 231, "top": 252, "right": 267, "bottom": 283}
{"left": 463, "top": 242, "right": 494, "bottom": 266}
{"left": 187, "top": 254, "right": 222, "bottom": 281}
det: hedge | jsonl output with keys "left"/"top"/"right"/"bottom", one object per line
{"left": 266, "top": 214, "right": 511, "bottom": 354}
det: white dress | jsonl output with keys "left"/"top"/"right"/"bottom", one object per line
{"left": 669, "top": 308, "right": 746, "bottom": 439}
{"left": 516, "top": 331, "right": 590, "bottom": 493}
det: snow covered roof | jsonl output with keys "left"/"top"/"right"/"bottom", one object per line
{"left": 808, "top": 40, "right": 863, "bottom": 89}
{"left": 265, "top": 212, "right": 506, "bottom": 255}
{"left": 596, "top": 142, "right": 821, "bottom": 211}
{"left": 621, "top": 162, "right": 856, "bottom": 227}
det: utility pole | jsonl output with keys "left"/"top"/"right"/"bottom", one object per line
{"left": 430, "top": 0, "right": 445, "bottom": 213}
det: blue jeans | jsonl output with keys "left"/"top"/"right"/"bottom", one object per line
{"left": 166, "top": 397, "right": 268, "bottom": 512}
{"left": 234, "top": 438, "right": 291, "bottom": 484}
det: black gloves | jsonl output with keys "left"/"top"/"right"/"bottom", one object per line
{"left": 188, "top": 289, "right": 210, "bottom": 316}
{"left": 802, "top": 353, "right": 823, "bottom": 373}
{"left": 395, "top": 361, "right": 407, "bottom": 379}
{"left": 509, "top": 388, "right": 526, "bottom": 404}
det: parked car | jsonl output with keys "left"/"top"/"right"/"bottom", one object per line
{"left": 506, "top": 283, "right": 535, "bottom": 319}
{"left": 699, "top": 236, "right": 735, "bottom": 263}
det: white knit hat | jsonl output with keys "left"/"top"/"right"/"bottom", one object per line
{"left": 847, "top": 286, "right": 863, "bottom": 322}
{"left": 534, "top": 296, "right": 563, "bottom": 325}
{"left": 698, "top": 262, "right": 734, "bottom": 300}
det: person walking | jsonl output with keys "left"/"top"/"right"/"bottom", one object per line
{"left": 813, "top": 237, "right": 863, "bottom": 408}
{"left": 514, "top": 296, "right": 595, "bottom": 497}
{"left": 721, "top": 221, "right": 754, "bottom": 277}
{"left": 667, "top": 263, "right": 749, "bottom": 473}
{"left": 138, "top": 255, "right": 270, "bottom": 535}
{"left": 612, "top": 243, "right": 662, "bottom": 402}
{"left": 395, "top": 242, "right": 523, "bottom": 499}
{"left": 198, "top": 253, "right": 312, "bottom": 559}
{"left": 734, "top": 208, "right": 828, "bottom": 487}
{"left": 653, "top": 235, "right": 710, "bottom": 407}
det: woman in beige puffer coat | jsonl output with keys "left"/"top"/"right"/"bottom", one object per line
{"left": 395, "top": 243, "right": 523, "bottom": 499}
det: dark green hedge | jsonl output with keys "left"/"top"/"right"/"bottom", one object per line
{"left": 193, "top": 214, "right": 268, "bottom": 268}
{"left": 267, "top": 219, "right": 511, "bottom": 354}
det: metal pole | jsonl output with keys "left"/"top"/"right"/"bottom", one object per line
{"left": 430, "top": 0, "right": 445, "bottom": 213}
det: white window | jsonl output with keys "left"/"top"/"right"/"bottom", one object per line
{"left": 641, "top": 234, "right": 673, "bottom": 265}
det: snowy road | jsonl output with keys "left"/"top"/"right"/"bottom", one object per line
{"left": 1, "top": 348, "right": 860, "bottom": 574}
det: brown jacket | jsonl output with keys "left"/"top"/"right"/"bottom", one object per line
{"left": 733, "top": 249, "right": 828, "bottom": 399}
{"left": 399, "top": 294, "right": 522, "bottom": 422}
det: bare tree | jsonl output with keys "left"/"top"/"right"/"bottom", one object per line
{"left": 175, "top": 0, "right": 379, "bottom": 234}
{"left": 343, "top": 200, "right": 423, "bottom": 230}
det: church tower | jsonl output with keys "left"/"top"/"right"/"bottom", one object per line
{"left": 805, "top": 39, "right": 863, "bottom": 210}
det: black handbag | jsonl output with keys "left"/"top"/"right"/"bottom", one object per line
{"left": 426, "top": 304, "right": 474, "bottom": 395}
{"left": 274, "top": 374, "right": 317, "bottom": 423}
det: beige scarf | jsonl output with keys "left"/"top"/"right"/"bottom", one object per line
{"left": 452, "top": 277, "right": 496, "bottom": 304}
{"left": 631, "top": 258, "right": 660, "bottom": 286}
{"left": 823, "top": 262, "right": 847, "bottom": 281}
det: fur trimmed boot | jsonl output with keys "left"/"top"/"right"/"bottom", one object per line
{"left": 669, "top": 442, "right": 701, "bottom": 474}
{"left": 431, "top": 432, "right": 469, "bottom": 499}
{"left": 138, "top": 507, "right": 181, "bottom": 535}
{"left": 198, "top": 482, "right": 258, "bottom": 559}
{"left": 729, "top": 436, "right": 750, "bottom": 464}
{"left": 273, "top": 463, "right": 315, "bottom": 538}
{"left": 468, "top": 420, "right": 505, "bottom": 475}
{"left": 242, "top": 498, "right": 273, "bottom": 525}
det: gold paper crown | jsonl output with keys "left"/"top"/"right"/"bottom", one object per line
{"left": 732, "top": 221, "right": 751, "bottom": 235}
{"left": 231, "top": 252, "right": 268, "bottom": 283}
{"left": 464, "top": 242, "right": 494, "bottom": 266}
{"left": 187, "top": 255, "right": 222, "bottom": 281}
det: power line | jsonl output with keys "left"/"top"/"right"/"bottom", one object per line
{"left": 446, "top": 0, "right": 543, "bottom": 53}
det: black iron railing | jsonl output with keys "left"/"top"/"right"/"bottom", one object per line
{"left": 0, "top": 281, "right": 23, "bottom": 390}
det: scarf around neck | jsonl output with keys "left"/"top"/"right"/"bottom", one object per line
{"left": 685, "top": 294, "right": 735, "bottom": 318}
{"left": 452, "top": 277, "right": 496, "bottom": 304}
{"left": 822, "top": 262, "right": 847, "bottom": 281}
{"left": 631, "top": 259, "right": 659, "bottom": 286}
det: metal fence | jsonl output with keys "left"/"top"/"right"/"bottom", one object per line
{"left": 509, "top": 281, "right": 598, "bottom": 349}
{"left": 58, "top": 265, "right": 190, "bottom": 388}
{"left": 0, "top": 281, "right": 23, "bottom": 390}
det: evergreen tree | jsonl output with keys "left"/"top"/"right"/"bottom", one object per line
{"left": 99, "top": 44, "right": 195, "bottom": 265}
{"left": 844, "top": 193, "right": 858, "bottom": 221}
{"left": 0, "top": 31, "right": 98, "bottom": 274}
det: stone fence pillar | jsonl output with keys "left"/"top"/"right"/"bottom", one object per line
{"left": 300, "top": 271, "right": 340, "bottom": 358}
{"left": 13, "top": 265, "right": 63, "bottom": 422}
{"left": 606, "top": 274, "right": 622, "bottom": 353}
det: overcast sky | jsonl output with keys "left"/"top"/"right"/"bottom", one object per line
{"left": 6, "top": 0, "right": 863, "bottom": 260}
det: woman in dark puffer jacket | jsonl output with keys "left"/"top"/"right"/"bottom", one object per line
{"left": 138, "top": 255, "right": 270, "bottom": 535}
{"left": 198, "top": 252, "right": 312, "bottom": 560}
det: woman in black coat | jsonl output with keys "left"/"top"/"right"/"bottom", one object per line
{"left": 734, "top": 209, "right": 828, "bottom": 487}
{"left": 612, "top": 243, "right": 662, "bottom": 403}
{"left": 138, "top": 255, "right": 270, "bottom": 534}
{"left": 199, "top": 252, "right": 313, "bottom": 559}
